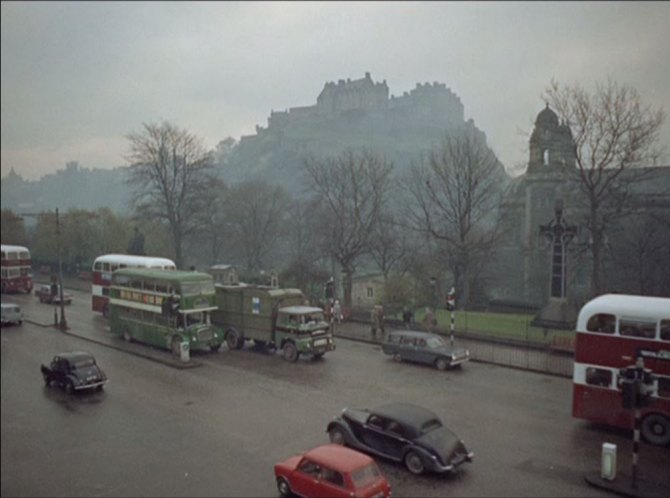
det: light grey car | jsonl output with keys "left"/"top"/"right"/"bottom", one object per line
{"left": 1, "top": 302, "right": 23, "bottom": 326}
{"left": 381, "top": 330, "right": 469, "bottom": 370}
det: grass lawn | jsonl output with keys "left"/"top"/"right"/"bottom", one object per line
{"left": 410, "top": 308, "right": 575, "bottom": 346}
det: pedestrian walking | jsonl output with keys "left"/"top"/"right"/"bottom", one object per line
{"left": 333, "top": 299, "right": 342, "bottom": 324}
{"left": 422, "top": 307, "right": 437, "bottom": 333}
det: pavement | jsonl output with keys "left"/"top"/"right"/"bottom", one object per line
{"left": 584, "top": 471, "right": 670, "bottom": 498}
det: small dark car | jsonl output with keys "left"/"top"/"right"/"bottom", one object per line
{"left": 41, "top": 351, "right": 107, "bottom": 393}
{"left": 327, "top": 402, "right": 473, "bottom": 475}
{"left": 382, "top": 330, "right": 469, "bottom": 370}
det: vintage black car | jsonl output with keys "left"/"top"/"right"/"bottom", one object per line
{"left": 41, "top": 351, "right": 107, "bottom": 393}
{"left": 326, "top": 402, "right": 473, "bottom": 475}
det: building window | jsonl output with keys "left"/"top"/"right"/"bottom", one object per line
{"left": 366, "top": 287, "right": 374, "bottom": 298}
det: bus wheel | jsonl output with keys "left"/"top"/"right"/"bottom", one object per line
{"left": 282, "top": 342, "right": 299, "bottom": 363}
{"left": 123, "top": 328, "right": 132, "bottom": 342}
{"left": 226, "top": 330, "right": 243, "bottom": 350}
{"left": 171, "top": 336, "right": 183, "bottom": 357}
{"left": 641, "top": 414, "right": 670, "bottom": 446}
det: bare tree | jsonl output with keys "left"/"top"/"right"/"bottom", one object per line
{"left": 406, "top": 128, "right": 504, "bottom": 308}
{"left": 367, "top": 212, "right": 411, "bottom": 280}
{"left": 543, "top": 79, "right": 665, "bottom": 296}
{"left": 283, "top": 198, "right": 330, "bottom": 297}
{"left": 223, "top": 180, "right": 291, "bottom": 274}
{"left": 304, "top": 149, "right": 393, "bottom": 308}
{"left": 126, "top": 122, "right": 213, "bottom": 268}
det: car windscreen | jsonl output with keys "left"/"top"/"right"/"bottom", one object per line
{"left": 350, "top": 463, "right": 381, "bottom": 488}
{"left": 426, "top": 336, "right": 447, "bottom": 348}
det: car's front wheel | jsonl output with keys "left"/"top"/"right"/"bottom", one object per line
{"left": 276, "top": 477, "right": 291, "bottom": 497}
{"left": 328, "top": 426, "right": 346, "bottom": 445}
{"left": 64, "top": 379, "right": 75, "bottom": 395}
{"left": 404, "top": 450, "right": 425, "bottom": 475}
{"left": 435, "top": 357, "right": 449, "bottom": 371}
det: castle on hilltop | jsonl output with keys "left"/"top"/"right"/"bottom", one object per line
{"left": 240, "top": 72, "right": 467, "bottom": 145}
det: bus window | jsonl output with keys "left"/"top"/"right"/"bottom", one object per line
{"left": 620, "top": 320, "right": 656, "bottom": 339}
{"left": 661, "top": 320, "right": 670, "bottom": 342}
{"left": 586, "top": 313, "right": 615, "bottom": 334}
{"left": 658, "top": 377, "right": 670, "bottom": 399}
{"left": 586, "top": 367, "right": 612, "bottom": 387}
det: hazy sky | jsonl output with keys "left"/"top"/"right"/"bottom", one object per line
{"left": 2, "top": 1, "right": 669, "bottom": 181}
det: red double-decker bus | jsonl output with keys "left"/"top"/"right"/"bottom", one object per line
{"left": 572, "top": 294, "right": 670, "bottom": 446}
{"left": 91, "top": 254, "right": 176, "bottom": 317}
{"left": 1, "top": 244, "right": 33, "bottom": 294}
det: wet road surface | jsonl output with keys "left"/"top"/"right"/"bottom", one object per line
{"left": 2, "top": 289, "right": 668, "bottom": 497}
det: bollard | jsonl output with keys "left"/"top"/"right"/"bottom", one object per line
{"left": 601, "top": 443, "right": 617, "bottom": 481}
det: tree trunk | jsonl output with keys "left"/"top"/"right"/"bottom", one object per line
{"left": 343, "top": 269, "right": 353, "bottom": 309}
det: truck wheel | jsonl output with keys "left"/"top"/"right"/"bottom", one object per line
{"left": 282, "top": 342, "right": 299, "bottom": 362}
{"left": 226, "top": 330, "right": 243, "bottom": 350}
{"left": 641, "top": 414, "right": 670, "bottom": 446}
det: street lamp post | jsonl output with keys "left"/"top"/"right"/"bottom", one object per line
{"left": 55, "top": 208, "right": 67, "bottom": 330}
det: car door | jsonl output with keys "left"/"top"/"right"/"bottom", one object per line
{"left": 291, "top": 458, "right": 322, "bottom": 497}
{"left": 318, "top": 465, "right": 349, "bottom": 498}
{"left": 414, "top": 337, "right": 434, "bottom": 365}
{"left": 52, "top": 358, "right": 67, "bottom": 384}
{"left": 380, "top": 419, "right": 409, "bottom": 460}
{"left": 360, "top": 415, "right": 391, "bottom": 456}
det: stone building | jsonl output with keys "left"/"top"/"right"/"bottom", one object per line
{"left": 494, "top": 104, "right": 670, "bottom": 306}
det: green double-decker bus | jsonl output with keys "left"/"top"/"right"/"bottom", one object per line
{"left": 109, "top": 268, "right": 223, "bottom": 354}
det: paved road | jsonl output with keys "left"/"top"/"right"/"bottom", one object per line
{"left": 2, "top": 289, "right": 668, "bottom": 497}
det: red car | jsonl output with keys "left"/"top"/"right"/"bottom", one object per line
{"left": 274, "top": 444, "right": 391, "bottom": 498}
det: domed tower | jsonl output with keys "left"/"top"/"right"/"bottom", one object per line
{"left": 527, "top": 104, "right": 575, "bottom": 174}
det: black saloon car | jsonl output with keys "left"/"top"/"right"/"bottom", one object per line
{"left": 326, "top": 402, "right": 473, "bottom": 475}
{"left": 41, "top": 351, "right": 107, "bottom": 393}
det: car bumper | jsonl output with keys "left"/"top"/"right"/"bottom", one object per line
{"left": 75, "top": 380, "right": 107, "bottom": 391}
{"left": 428, "top": 451, "right": 474, "bottom": 473}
